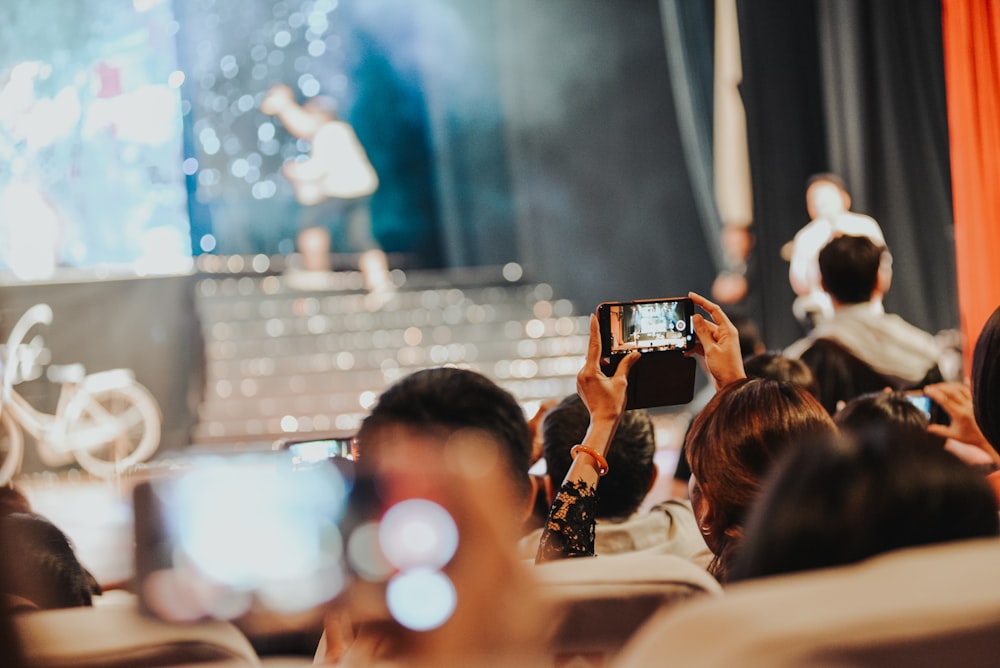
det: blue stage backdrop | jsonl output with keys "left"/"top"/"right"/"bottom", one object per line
{"left": 0, "top": 0, "right": 191, "bottom": 279}
{"left": 172, "top": 0, "right": 443, "bottom": 265}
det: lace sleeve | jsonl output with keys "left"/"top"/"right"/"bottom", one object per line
{"left": 534, "top": 479, "right": 598, "bottom": 563}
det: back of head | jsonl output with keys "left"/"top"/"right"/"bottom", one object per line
{"left": 357, "top": 367, "right": 532, "bottom": 501}
{"left": 0, "top": 513, "right": 94, "bottom": 611}
{"left": 972, "top": 304, "right": 1000, "bottom": 449}
{"left": 542, "top": 394, "right": 655, "bottom": 519}
{"left": 743, "top": 353, "right": 820, "bottom": 400}
{"left": 730, "top": 431, "right": 999, "bottom": 582}
{"left": 685, "top": 378, "right": 836, "bottom": 580}
{"left": 834, "top": 391, "right": 934, "bottom": 443}
{"left": 818, "top": 235, "right": 883, "bottom": 304}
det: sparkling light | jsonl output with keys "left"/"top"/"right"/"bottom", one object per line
{"left": 386, "top": 569, "right": 457, "bottom": 632}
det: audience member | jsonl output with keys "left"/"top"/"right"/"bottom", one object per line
{"left": 672, "top": 350, "right": 818, "bottom": 499}
{"left": 672, "top": 314, "right": 767, "bottom": 496}
{"left": 0, "top": 513, "right": 95, "bottom": 612}
{"left": 742, "top": 352, "right": 820, "bottom": 399}
{"left": 729, "top": 430, "right": 999, "bottom": 582}
{"left": 519, "top": 394, "right": 708, "bottom": 562}
{"left": 355, "top": 366, "right": 534, "bottom": 515}
{"left": 315, "top": 366, "right": 543, "bottom": 664}
{"left": 833, "top": 390, "right": 935, "bottom": 439}
{"left": 787, "top": 173, "right": 889, "bottom": 329}
{"left": 536, "top": 293, "right": 835, "bottom": 584}
{"left": 785, "top": 235, "right": 943, "bottom": 413}
{"left": 332, "top": 426, "right": 550, "bottom": 666}
{"left": 683, "top": 378, "right": 835, "bottom": 581}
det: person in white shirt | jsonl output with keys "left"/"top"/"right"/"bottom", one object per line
{"left": 787, "top": 173, "right": 889, "bottom": 329}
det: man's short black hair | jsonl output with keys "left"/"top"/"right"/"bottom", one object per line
{"left": 818, "top": 235, "right": 884, "bottom": 304}
{"left": 542, "top": 394, "right": 655, "bottom": 518}
{"left": 0, "top": 513, "right": 94, "bottom": 609}
{"left": 357, "top": 367, "right": 532, "bottom": 498}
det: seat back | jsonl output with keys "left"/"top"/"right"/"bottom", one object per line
{"left": 13, "top": 595, "right": 261, "bottom": 668}
{"left": 535, "top": 552, "right": 721, "bottom": 663}
{"left": 615, "top": 538, "right": 1000, "bottom": 667}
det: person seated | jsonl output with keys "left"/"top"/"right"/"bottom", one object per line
{"left": 728, "top": 427, "right": 999, "bottom": 582}
{"left": 535, "top": 293, "right": 837, "bottom": 584}
{"left": 787, "top": 173, "right": 889, "bottom": 329}
{"left": 315, "top": 366, "right": 540, "bottom": 664}
{"left": 519, "top": 394, "right": 708, "bottom": 562}
{"left": 0, "top": 513, "right": 95, "bottom": 612}
{"left": 785, "top": 235, "right": 943, "bottom": 413}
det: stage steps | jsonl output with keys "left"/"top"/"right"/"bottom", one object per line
{"left": 192, "top": 266, "right": 589, "bottom": 445}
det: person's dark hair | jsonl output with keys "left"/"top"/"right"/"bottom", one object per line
{"left": 0, "top": 486, "right": 31, "bottom": 516}
{"left": 685, "top": 378, "right": 836, "bottom": 582}
{"left": 743, "top": 353, "right": 820, "bottom": 399}
{"left": 972, "top": 304, "right": 1000, "bottom": 450}
{"left": 542, "top": 394, "right": 655, "bottom": 519}
{"left": 818, "top": 235, "right": 884, "bottom": 304}
{"left": 357, "top": 367, "right": 532, "bottom": 499}
{"left": 730, "top": 432, "right": 999, "bottom": 582}
{"left": 834, "top": 390, "right": 934, "bottom": 442}
{"left": 0, "top": 513, "right": 94, "bottom": 610}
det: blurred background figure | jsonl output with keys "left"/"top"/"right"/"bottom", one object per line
{"left": 261, "top": 83, "right": 391, "bottom": 295}
{"left": 786, "top": 173, "right": 889, "bottom": 331}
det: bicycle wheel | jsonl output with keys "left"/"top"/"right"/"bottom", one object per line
{"left": 0, "top": 409, "right": 24, "bottom": 485}
{"left": 72, "top": 383, "right": 161, "bottom": 478}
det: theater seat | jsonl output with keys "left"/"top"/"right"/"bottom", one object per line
{"left": 13, "top": 595, "right": 262, "bottom": 668}
{"left": 535, "top": 552, "right": 722, "bottom": 663}
{"left": 615, "top": 537, "right": 1000, "bottom": 667}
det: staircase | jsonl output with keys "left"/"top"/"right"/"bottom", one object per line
{"left": 192, "top": 266, "right": 589, "bottom": 445}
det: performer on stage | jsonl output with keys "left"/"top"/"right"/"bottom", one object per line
{"left": 261, "top": 84, "right": 391, "bottom": 295}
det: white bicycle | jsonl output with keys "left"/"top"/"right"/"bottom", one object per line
{"left": 0, "top": 304, "right": 162, "bottom": 483}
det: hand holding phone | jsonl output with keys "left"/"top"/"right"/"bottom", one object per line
{"left": 595, "top": 297, "right": 697, "bottom": 409}
{"left": 688, "top": 292, "right": 747, "bottom": 389}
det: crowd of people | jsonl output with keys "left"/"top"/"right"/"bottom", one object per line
{"left": 3, "top": 174, "right": 1000, "bottom": 666}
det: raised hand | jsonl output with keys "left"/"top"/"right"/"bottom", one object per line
{"left": 689, "top": 291, "right": 746, "bottom": 389}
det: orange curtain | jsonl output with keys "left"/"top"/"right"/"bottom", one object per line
{"left": 942, "top": 0, "right": 1000, "bottom": 369}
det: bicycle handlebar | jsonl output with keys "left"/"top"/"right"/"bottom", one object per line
{"left": 3, "top": 304, "right": 54, "bottom": 400}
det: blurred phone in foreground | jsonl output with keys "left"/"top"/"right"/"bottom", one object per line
{"left": 133, "top": 451, "right": 376, "bottom": 624}
{"left": 596, "top": 297, "right": 697, "bottom": 410}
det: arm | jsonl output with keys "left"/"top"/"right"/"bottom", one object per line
{"left": 535, "top": 315, "right": 640, "bottom": 562}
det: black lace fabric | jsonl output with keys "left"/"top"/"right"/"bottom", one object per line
{"left": 534, "top": 479, "right": 597, "bottom": 563}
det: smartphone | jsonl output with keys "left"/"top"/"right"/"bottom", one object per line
{"left": 273, "top": 433, "right": 358, "bottom": 467}
{"left": 596, "top": 297, "right": 697, "bottom": 410}
{"left": 133, "top": 451, "right": 365, "bottom": 622}
{"left": 597, "top": 297, "right": 695, "bottom": 357}
{"left": 904, "top": 390, "right": 950, "bottom": 426}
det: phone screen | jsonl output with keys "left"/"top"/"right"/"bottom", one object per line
{"left": 905, "top": 393, "right": 932, "bottom": 418}
{"left": 134, "top": 452, "right": 361, "bottom": 622}
{"left": 286, "top": 437, "right": 356, "bottom": 465}
{"left": 598, "top": 297, "right": 694, "bottom": 356}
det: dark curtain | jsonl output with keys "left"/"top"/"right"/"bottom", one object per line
{"left": 817, "top": 0, "right": 956, "bottom": 336}
{"left": 736, "top": 0, "right": 829, "bottom": 349}
{"left": 737, "top": 0, "right": 955, "bottom": 348}
{"left": 659, "top": 0, "right": 723, "bottom": 272}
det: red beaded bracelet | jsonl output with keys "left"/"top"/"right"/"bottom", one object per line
{"left": 570, "top": 444, "right": 609, "bottom": 476}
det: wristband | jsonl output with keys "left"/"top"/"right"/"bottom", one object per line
{"left": 570, "top": 444, "right": 609, "bottom": 476}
